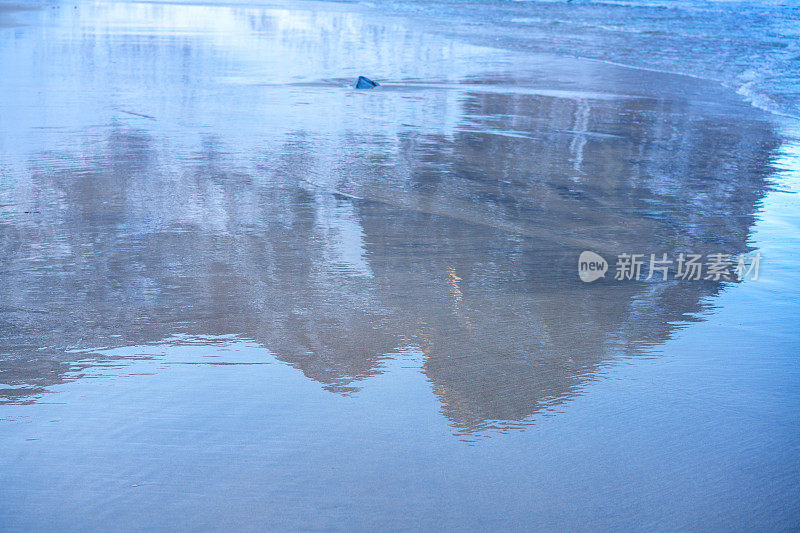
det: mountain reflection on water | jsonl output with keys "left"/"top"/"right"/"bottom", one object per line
{"left": 0, "top": 1, "right": 777, "bottom": 435}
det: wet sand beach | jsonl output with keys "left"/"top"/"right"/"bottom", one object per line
{"left": 1, "top": 0, "right": 799, "bottom": 529}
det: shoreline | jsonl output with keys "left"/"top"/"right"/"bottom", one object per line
{"left": 6, "top": 0, "right": 796, "bottom": 120}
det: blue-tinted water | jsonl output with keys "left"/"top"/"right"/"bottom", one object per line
{"left": 0, "top": 0, "right": 798, "bottom": 529}
{"left": 367, "top": 0, "right": 800, "bottom": 118}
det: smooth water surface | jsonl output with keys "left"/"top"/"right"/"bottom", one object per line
{"left": 0, "top": 0, "right": 798, "bottom": 529}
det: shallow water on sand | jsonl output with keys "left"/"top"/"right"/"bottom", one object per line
{"left": 0, "top": 0, "right": 799, "bottom": 530}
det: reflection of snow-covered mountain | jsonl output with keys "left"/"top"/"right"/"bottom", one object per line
{"left": 0, "top": 1, "right": 777, "bottom": 435}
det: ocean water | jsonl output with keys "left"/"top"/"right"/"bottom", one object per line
{"left": 0, "top": 0, "right": 798, "bottom": 529}
{"left": 363, "top": 0, "right": 800, "bottom": 119}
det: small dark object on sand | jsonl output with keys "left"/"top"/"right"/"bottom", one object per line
{"left": 355, "top": 76, "right": 379, "bottom": 89}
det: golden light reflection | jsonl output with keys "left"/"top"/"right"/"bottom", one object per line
{"left": 446, "top": 266, "right": 473, "bottom": 333}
